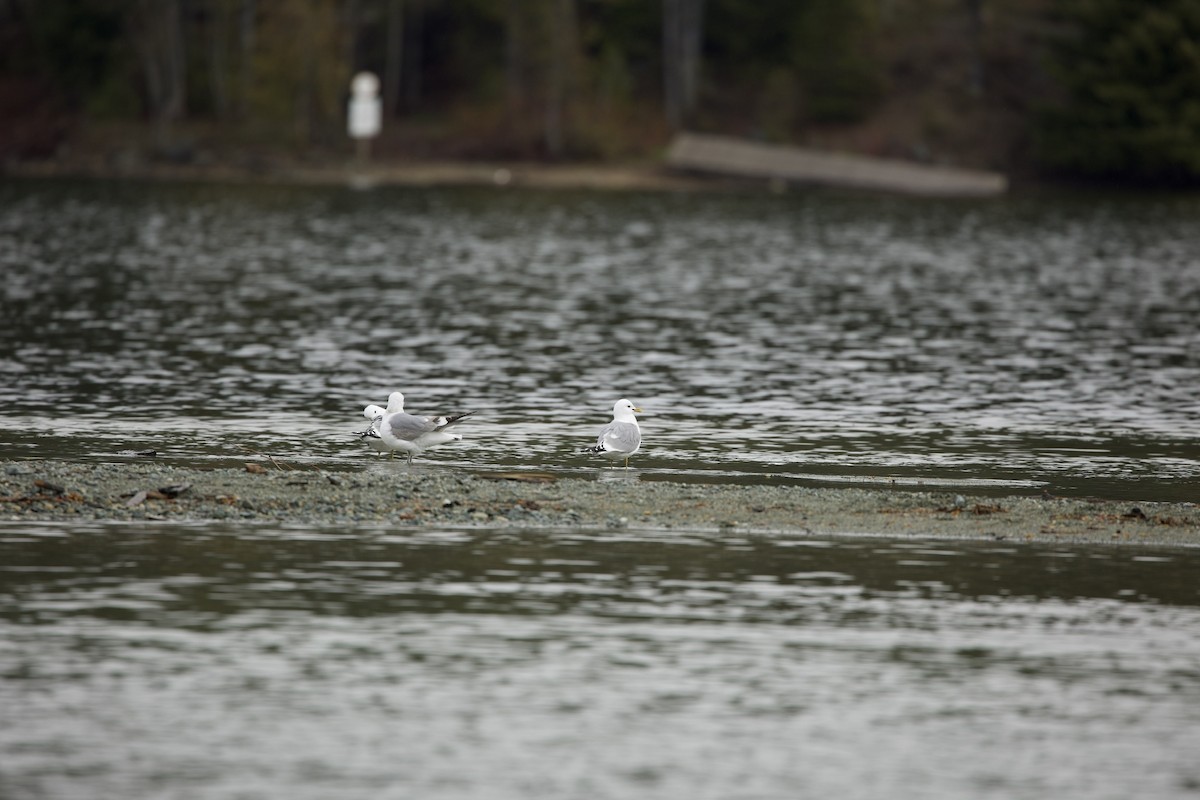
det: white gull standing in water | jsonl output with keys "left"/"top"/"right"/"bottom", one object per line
{"left": 583, "top": 398, "right": 643, "bottom": 468}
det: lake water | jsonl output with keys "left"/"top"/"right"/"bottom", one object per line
{"left": 1, "top": 178, "right": 1198, "bottom": 500}
{"left": 2, "top": 178, "right": 1200, "bottom": 799}
{"left": 2, "top": 522, "right": 1200, "bottom": 800}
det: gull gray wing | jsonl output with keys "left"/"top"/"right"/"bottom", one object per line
{"left": 384, "top": 412, "right": 438, "bottom": 442}
{"left": 598, "top": 421, "right": 640, "bottom": 454}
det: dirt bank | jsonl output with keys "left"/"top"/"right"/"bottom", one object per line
{"left": 4, "top": 155, "right": 728, "bottom": 193}
{"left": 3, "top": 459, "right": 1198, "bottom": 547}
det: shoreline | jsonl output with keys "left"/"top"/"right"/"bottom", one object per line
{"left": 3, "top": 459, "right": 1198, "bottom": 548}
{"left": 4, "top": 157, "right": 734, "bottom": 193}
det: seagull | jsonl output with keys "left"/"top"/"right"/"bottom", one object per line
{"left": 358, "top": 420, "right": 390, "bottom": 454}
{"left": 357, "top": 392, "right": 406, "bottom": 455}
{"left": 583, "top": 398, "right": 643, "bottom": 468}
{"left": 360, "top": 392, "right": 475, "bottom": 464}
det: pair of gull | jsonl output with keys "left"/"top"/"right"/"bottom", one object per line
{"left": 358, "top": 393, "right": 644, "bottom": 467}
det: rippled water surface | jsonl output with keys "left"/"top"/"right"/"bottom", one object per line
{"left": 2, "top": 523, "right": 1200, "bottom": 800}
{"left": 4, "top": 179, "right": 1200, "bottom": 800}
{"left": 1, "top": 177, "right": 1199, "bottom": 497}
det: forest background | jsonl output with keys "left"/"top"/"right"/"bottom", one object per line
{"left": 2, "top": 0, "right": 1199, "bottom": 186}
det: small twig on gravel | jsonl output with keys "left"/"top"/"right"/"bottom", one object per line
{"left": 235, "top": 445, "right": 341, "bottom": 484}
{"left": 237, "top": 445, "right": 296, "bottom": 471}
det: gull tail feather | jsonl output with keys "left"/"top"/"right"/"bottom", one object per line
{"left": 434, "top": 410, "right": 476, "bottom": 430}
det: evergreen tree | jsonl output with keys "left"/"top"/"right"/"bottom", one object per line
{"left": 1037, "top": 0, "right": 1200, "bottom": 183}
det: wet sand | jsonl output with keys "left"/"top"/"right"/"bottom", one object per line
{"left": 3, "top": 459, "right": 1198, "bottom": 547}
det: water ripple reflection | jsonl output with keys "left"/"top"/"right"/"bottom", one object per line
{"left": 2, "top": 181, "right": 1199, "bottom": 499}
{"left": 2, "top": 523, "right": 1199, "bottom": 799}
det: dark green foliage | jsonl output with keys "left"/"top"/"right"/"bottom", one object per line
{"left": 7, "top": 0, "right": 1147, "bottom": 170}
{"left": 706, "top": 0, "right": 883, "bottom": 128}
{"left": 7, "top": 0, "right": 132, "bottom": 107}
{"left": 1036, "top": 0, "right": 1200, "bottom": 184}
{"left": 790, "top": 0, "right": 884, "bottom": 123}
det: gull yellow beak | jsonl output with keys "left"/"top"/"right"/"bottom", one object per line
{"left": 633, "top": 406, "right": 644, "bottom": 413}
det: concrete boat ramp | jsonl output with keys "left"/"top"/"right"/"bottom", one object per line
{"left": 666, "top": 132, "right": 1007, "bottom": 197}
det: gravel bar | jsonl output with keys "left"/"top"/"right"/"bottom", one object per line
{"left": 3, "top": 459, "right": 1199, "bottom": 547}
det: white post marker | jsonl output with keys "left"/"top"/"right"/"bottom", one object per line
{"left": 348, "top": 71, "right": 382, "bottom": 163}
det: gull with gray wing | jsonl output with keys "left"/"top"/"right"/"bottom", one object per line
{"left": 357, "top": 391, "right": 406, "bottom": 454}
{"left": 583, "top": 398, "right": 643, "bottom": 468}
{"left": 357, "top": 392, "right": 474, "bottom": 463}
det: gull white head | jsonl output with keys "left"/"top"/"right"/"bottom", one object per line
{"left": 613, "top": 398, "right": 642, "bottom": 422}
{"left": 386, "top": 392, "right": 406, "bottom": 413}
{"left": 363, "top": 403, "right": 386, "bottom": 421}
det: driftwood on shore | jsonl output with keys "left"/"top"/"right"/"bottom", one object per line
{"left": 666, "top": 132, "right": 1007, "bottom": 197}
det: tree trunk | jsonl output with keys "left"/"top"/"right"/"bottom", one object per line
{"left": 236, "top": 0, "right": 256, "bottom": 119}
{"left": 544, "top": 0, "right": 568, "bottom": 157}
{"left": 545, "top": 0, "right": 580, "bottom": 158}
{"left": 383, "top": 0, "right": 404, "bottom": 117}
{"left": 210, "top": 0, "right": 231, "bottom": 120}
{"left": 404, "top": 1, "right": 422, "bottom": 110}
{"left": 663, "top": 0, "right": 703, "bottom": 130}
{"left": 965, "top": 0, "right": 984, "bottom": 95}
{"left": 680, "top": 0, "right": 702, "bottom": 114}
{"left": 132, "top": 0, "right": 187, "bottom": 144}
{"left": 344, "top": 0, "right": 360, "bottom": 84}
{"left": 504, "top": 0, "right": 525, "bottom": 125}
{"left": 295, "top": 0, "right": 321, "bottom": 146}
{"left": 663, "top": 0, "right": 680, "bottom": 129}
